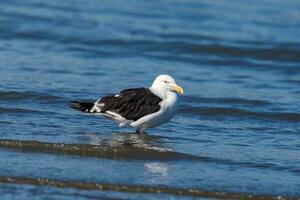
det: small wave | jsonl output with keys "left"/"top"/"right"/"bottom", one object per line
{"left": 0, "top": 107, "right": 43, "bottom": 114}
{"left": 0, "top": 139, "right": 198, "bottom": 161}
{"left": 0, "top": 139, "right": 297, "bottom": 175}
{"left": 0, "top": 121, "right": 13, "bottom": 125}
{"left": 180, "top": 107, "right": 300, "bottom": 122}
{"left": 0, "top": 176, "right": 294, "bottom": 200}
{"left": 183, "top": 96, "right": 270, "bottom": 106}
{"left": 281, "top": 79, "right": 300, "bottom": 85}
{"left": 157, "top": 32, "right": 300, "bottom": 63}
{"left": 3, "top": 16, "right": 300, "bottom": 65}
{"left": 0, "top": 91, "right": 63, "bottom": 102}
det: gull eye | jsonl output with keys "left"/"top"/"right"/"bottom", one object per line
{"left": 163, "top": 80, "right": 169, "bottom": 84}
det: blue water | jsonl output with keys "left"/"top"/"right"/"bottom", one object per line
{"left": 0, "top": 0, "right": 300, "bottom": 199}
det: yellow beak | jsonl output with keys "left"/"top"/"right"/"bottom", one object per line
{"left": 172, "top": 84, "right": 184, "bottom": 94}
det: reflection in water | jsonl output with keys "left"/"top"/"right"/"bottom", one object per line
{"left": 144, "top": 162, "right": 169, "bottom": 177}
{"left": 86, "top": 133, "right": 171, "bottom": 176}
{"left": 84, "top": 132, "right": 174, "bottom": 152}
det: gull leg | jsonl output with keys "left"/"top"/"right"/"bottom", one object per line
{"left": 136, "top": 128, "right": 147, "bottom": 134}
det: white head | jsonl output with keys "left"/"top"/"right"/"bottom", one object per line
{"left": 150, "top": 75, "right": 184, "bottom": 97}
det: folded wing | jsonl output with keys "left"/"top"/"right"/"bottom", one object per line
{"left": 92, "top": 88, "right": 162, "bottom": 121}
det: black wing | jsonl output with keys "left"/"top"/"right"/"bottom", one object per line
{"left": 98, "top": 88, "right": 162, "bottom": 121}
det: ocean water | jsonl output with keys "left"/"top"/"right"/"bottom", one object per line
{"left": 0, "top": 0, "right": 300, "bottom": 199}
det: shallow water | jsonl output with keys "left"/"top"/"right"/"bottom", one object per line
{"left": 1, "top": 0, "right": 300, "bottom": 199}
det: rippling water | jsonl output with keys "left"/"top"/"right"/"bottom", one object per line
{"left": 1, "top": 0, "right": 300, "bottom": 199}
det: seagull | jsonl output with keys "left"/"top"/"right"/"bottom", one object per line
{"left": 70, "top": 75, "right": 184, "bottom": 133}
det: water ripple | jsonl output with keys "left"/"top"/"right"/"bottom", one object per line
{"left": 1, "top": 138, "right": 299, "bottom": 176}
{"left": 183, "top": 96, "right": 271, "bottom": 106}
{"left": 0, "top": 107, "right": 42, "bottom": 114}
{"left": 0, "top": 91, "right": 63, "bottom": 101}
{"left": 0, "top": 176, "right": 296, "bottom": 200}
{"left": 0, "top": 139, "right": 198, "bottom": 161}
{"left": 180, "top": 107, "right": 300, "bottom": 122}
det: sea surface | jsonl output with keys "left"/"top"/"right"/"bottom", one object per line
{"left": 0, "top": 0, "right": 300, "bottom": 199}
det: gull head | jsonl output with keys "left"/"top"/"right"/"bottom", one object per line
{"left": 151, "top": 75, "right": 184, "bottom": 96}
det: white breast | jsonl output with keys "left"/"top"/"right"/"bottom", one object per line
{"left": 130, "top": 92, "right": 178, "bottom": 129}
